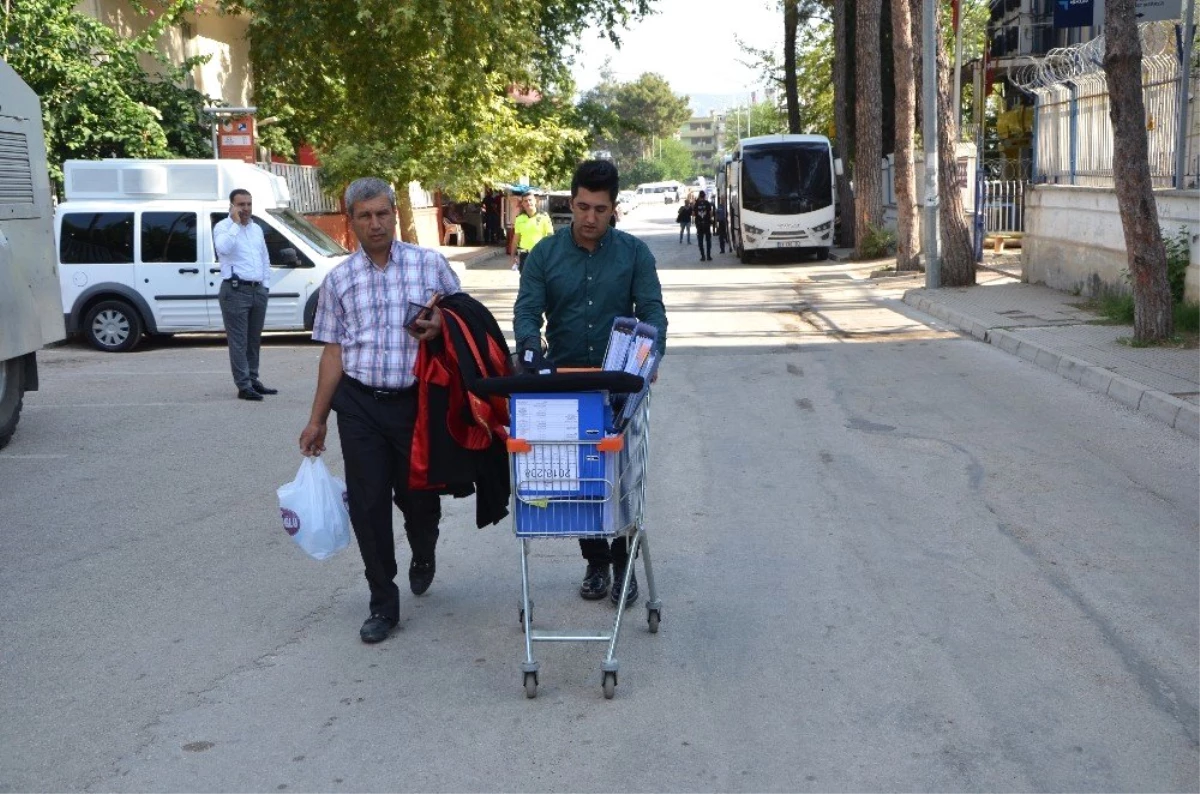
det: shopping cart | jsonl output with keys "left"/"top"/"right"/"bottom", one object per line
{"left": 505, "top": 386, "right": 660, "bottom": 699}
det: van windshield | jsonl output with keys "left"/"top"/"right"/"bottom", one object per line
{"left": 267, "top": 208, "right": 349, "bottom": 257}
{"left": 742, "top": 143, "right": 832, "bottom": 215}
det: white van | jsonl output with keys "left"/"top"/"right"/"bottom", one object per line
{"left": 56, "top": 159, "right": 350, "bottom": 352}
{"left": 634, "top": 181, "right": 682, "bottom": 205}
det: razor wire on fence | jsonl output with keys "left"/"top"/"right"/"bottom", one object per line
{"left": 1010, "top": 20, "right": 1199, "bottom": 189}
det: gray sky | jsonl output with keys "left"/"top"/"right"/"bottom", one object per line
{"left": 569, "top": 0, "right": 782, "bottom": 98}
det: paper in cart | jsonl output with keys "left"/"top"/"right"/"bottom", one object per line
{"left": 602, "top": 317, "right": 638, "bottom": 372}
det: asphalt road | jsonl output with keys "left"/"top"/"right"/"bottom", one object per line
{"left": 1, "top": 201, "right": 1196, "bottom": 792}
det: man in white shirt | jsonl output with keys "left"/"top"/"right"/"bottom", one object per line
{"left": 213, "top": 189, "right": 277, "bottom": 401}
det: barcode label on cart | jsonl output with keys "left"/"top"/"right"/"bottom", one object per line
{"left": 519, "top": 445, "right": 579, "bottom": 491}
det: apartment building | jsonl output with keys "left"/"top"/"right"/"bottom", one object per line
{"left": 678, "top": 113, "right": 725, "bottom": 175}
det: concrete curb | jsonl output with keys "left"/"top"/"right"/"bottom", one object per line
{"left": 903, "top": 291, "right": 1200, "bottom": 439}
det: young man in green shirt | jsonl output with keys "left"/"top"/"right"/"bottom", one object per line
{"left": 513, "top": 159, "right": 668, "bottom": 605}
{"left": 511, "top": 194, "right": 554, "bottom": 272}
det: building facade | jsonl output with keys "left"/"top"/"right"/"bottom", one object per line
{"left": 678, "top": 113, "right": 725, "bottom": 177}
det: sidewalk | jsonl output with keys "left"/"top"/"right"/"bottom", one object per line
{"left": 891, "top": 257, "right": 1199, "bottom": 439}
{"left": 435, "top": 242, "right": 507, "bottom": 273}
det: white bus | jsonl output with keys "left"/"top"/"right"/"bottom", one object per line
{"left": 724, "top": 134, "right": 841, "bottom": 263}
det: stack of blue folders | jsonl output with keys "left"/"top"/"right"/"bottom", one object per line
{"left": 601, "top": 317, "right": 658, "bottom": 431}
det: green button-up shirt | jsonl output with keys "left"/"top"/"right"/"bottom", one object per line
{"left": 513, "top": 225, "right": 667, "bottom": 367}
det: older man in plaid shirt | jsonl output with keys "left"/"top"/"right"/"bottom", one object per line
{"left": 299, "top": 177, "right": 461, "bottom": 644}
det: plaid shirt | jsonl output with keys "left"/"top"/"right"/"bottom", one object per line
{"left": 312, "top": 240, "right": 461, "bottom": 389}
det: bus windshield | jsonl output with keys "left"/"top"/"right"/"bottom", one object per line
{"left": 742, "top": 144, "right": 832, "bottom": 215}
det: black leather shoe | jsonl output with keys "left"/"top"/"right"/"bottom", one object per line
{"left": 611, "top": 565, "right": 639, "bottom": 606}
{"left": 360, "top": 613, "right": 397, "bottom": 643}
{"left": 409, "top": 557, "right": 435, "bottom": 595}
{"left": 237, "top": 388, "right": 264, "bottom": 401}
{"left": 579, "top": 562, "right": 610, "bottom": 600}
{"left": 251, "top": 381, "right": 278, "bottom": 395}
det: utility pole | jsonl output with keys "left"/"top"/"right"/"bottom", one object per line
{"left": 952, "top": 1, "right": 964, "bottom": 141}
{"left": 922, "top": 0, "right": 941, "bottom": 287}
{"left": 1175, "top": 0, "right": 1196, "bottom": 189}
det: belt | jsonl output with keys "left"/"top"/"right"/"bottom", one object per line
{"left": 344, "top": 376, "right": 416, "bottom": 401}
{"left": 224, "top": 278, "right": 262, "bottom": 287}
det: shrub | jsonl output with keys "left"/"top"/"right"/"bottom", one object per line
{"left": 858, "top": 224, "right": 896, "bottom": 259}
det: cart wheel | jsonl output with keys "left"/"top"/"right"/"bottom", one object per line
{"left": 647, "top": 608, "right": 660, "bottom": 634}
{"left": 524, "top": 672, "right": 538, "bottom": 699}
{"left": 602, "top": 671, "right": 616, "bottom": 700}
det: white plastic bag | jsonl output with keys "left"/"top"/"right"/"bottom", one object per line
{"left": 277, "top": 457, "right": 352, "bottom": 560}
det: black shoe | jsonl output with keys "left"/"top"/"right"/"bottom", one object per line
{"left": 579, "top": 562, "right": 611, "bottom": 600}
{"left": 251, "top": 381, "right": 278, "bottom": 395}
{"left": 611, "top": 565, "right": 639, "bottom": 606}
{"left": 409, "top": 557, "right": 435, "bottom": 595}
{"left": 360, "top": 613, "right": 397, "bottom": 643}
{"left": 237, "top": 388, "right": 263, "bottom": 401}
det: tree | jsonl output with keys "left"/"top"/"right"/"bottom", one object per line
{"left": 226, "top": 0, "right": 650, "bottom": 238}
{"left": 626, "top": 138, "right": 696, "bottom": 184}
{"left": 1104, "top": 0, "right": 1173, "bottom": 341}
{"left": 721, "top": 101, "right": 788, "bottom": 150}
{"left": 892, "top": 0, "right": 919, "bottom": 269}
{"left": 582, "top": 72, "right": 692, "bottom": 172}
{"left": 1, "top": 0, "right": 214, "bottom": 184}
{"left": 853, "top": 0, "right": 883, "bottom": 258}
{"left": 931, "top": 0, "right": 975, "bottom": 285}
{"left": 784, "top": 0, "right": 802, "bottom": 133}
{"left": 832, "top": 0, "right": 855, "bottom": 247}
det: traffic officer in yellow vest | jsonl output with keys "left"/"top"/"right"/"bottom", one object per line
{"left": 511, "top": 194, "right": 554, "bottom": 272}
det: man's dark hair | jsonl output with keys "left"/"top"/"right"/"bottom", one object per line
{"left": 229, "top": 188, "right": 251, "bottom": 202}
{"left": 571, "top": 160, "right": 619, "bottom": 202}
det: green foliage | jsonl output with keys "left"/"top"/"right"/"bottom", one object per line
{"left": 625, "top": 138, "right": 697, "bottom": 185}
{"left": 722, "top": 101, "right": 788, "bottom": 151}
{"left": 858, "top": 223, "right": 896, "bottom": 258}
{"left": 1174, "top": 302, "right": 1199, "bottom": 334}
{"left": 580, "top": 72, "right": 692, "bottom": 174}
{"left": 1, "top": 0, "right": 215, "bottom": 183}
{"left": 224, "top": 0, "right": 648, "bottom": 197}
{"left": 1163, "top": 225, "right": 1192, "bottom": 304}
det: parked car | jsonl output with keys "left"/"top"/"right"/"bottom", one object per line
{"left": 56, "top": 158, "right": 350, "bottom": 352}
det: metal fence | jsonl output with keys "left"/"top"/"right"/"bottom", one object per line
{"left": 1014, "top": 21, "right": 1199, "bottom": 189}
{"left": 264, "top": 162, "right": 340, "bottom": 214}
{"left": 981, "top": 180, "right": 1028, "bottom": 233}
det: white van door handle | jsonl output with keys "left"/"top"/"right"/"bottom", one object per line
{"left": 178, "top": 267, "right": 200, "bottom": 274}
{"left": 209, "top": 268, "right": 221, "bottom": 274}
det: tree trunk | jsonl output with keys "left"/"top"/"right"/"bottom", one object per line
{"left": 935, "top": 6, "right": 975, "bottom": 285}
{"left": 396, "top": 189, "right": 419, "bottom": 244}
{"left": 833, "top": 0, "right": 856, "bottom": 248}
{"left": 854, "top": 0, "right": 883, "bottom": 258}
{"left": 892, "top": 0, "right": 919, "bottom": 270}
{"left": 784, "top": 0, "right": 801, "bottom": 134}
{"left": 1104, "top": 0, "right": 1173, "bottom": 341}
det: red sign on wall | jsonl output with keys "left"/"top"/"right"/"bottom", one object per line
{"left": 218, "top": 115, "right": 256, "bottom": 163}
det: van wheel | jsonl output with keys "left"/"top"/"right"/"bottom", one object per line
{"left": 814, "top": 247, "right": 830, "bottom": 260}
{"left": 84, "top": 300, "right": 143, "bottom": 352}
{"left": 0, "top": 358, "right": 23, "bottom": 450}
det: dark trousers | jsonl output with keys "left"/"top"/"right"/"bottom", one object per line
{"left": 217, "top": 281, "right": 268, "bottom": 391}
{"left": 679, "top": 222, "right": 691, "bottom": 243}
{"left": 580, "top": 536, "right": 629, "bottom": 569}
{"left": 716, "top": 221, "right": 729, "bottom": 252}
{"left": 696, "top": 224, "right": 713, "bottom": 258}
{"left": 333, "top": 380, "right": 441, "bottom": 621}
{"left": 518, "top": 250, "right": 530, "bottom": 272}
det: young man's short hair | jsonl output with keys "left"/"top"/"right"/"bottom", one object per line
{"left": 229, "top": 188, "right": 251, "bottom": 202}
{"left": 570, "top": 160, "right": 619, "bottom": 202}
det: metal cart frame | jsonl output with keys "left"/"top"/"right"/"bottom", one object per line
{"left": 506, "top": 392, "right": 660, "bottom": 699}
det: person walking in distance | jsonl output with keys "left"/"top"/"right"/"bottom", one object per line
{"left": 513, "top": 160, "right": 668, "bottom": 606}
{"left": 676, "top": 199, "right": 691, "bottom": 244}
{"left": 692, "top": 190, "right": 715, "bottom": 261}
{"left": 213, "top": 189, "right": 276, "bottom": 401}
{"left": 298, "top": 177, "right": 462, "bottom": 644}
{"left": 511, "top": 194, "right": 553, "bottom": 272}
{"left": 715, "top": 201, "right": 729, "bottom": 254}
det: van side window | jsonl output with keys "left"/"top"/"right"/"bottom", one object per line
{"left": 60, "top": 212, "right": 134, "bottom": 264}
{"left": 210, "top": 214, "right": 308, "bottom": 267}
{"left": 141, "top": 212, "right": 197, "bottom": 263}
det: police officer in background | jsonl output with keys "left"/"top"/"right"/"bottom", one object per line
{"left": 213, "top": 189, "right": 277, "bottom": 401}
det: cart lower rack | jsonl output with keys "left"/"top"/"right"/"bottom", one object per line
{"left": 506, "top": 390, "right": 660, "bottom": 699}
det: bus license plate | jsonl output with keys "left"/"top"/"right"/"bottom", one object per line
{"left": 776, "top": 241, "right": 804, "bottom": 248}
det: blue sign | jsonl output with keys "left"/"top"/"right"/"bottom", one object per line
{"left": 1055, "top": 0, "right": 1095, "bottom": 27}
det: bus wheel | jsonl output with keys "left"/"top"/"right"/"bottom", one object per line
{"left": 739, "top": 248, "right": 754, "bottom": 265}
{"left": 814, "top": 247, "right": 830, "bottom": 261}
